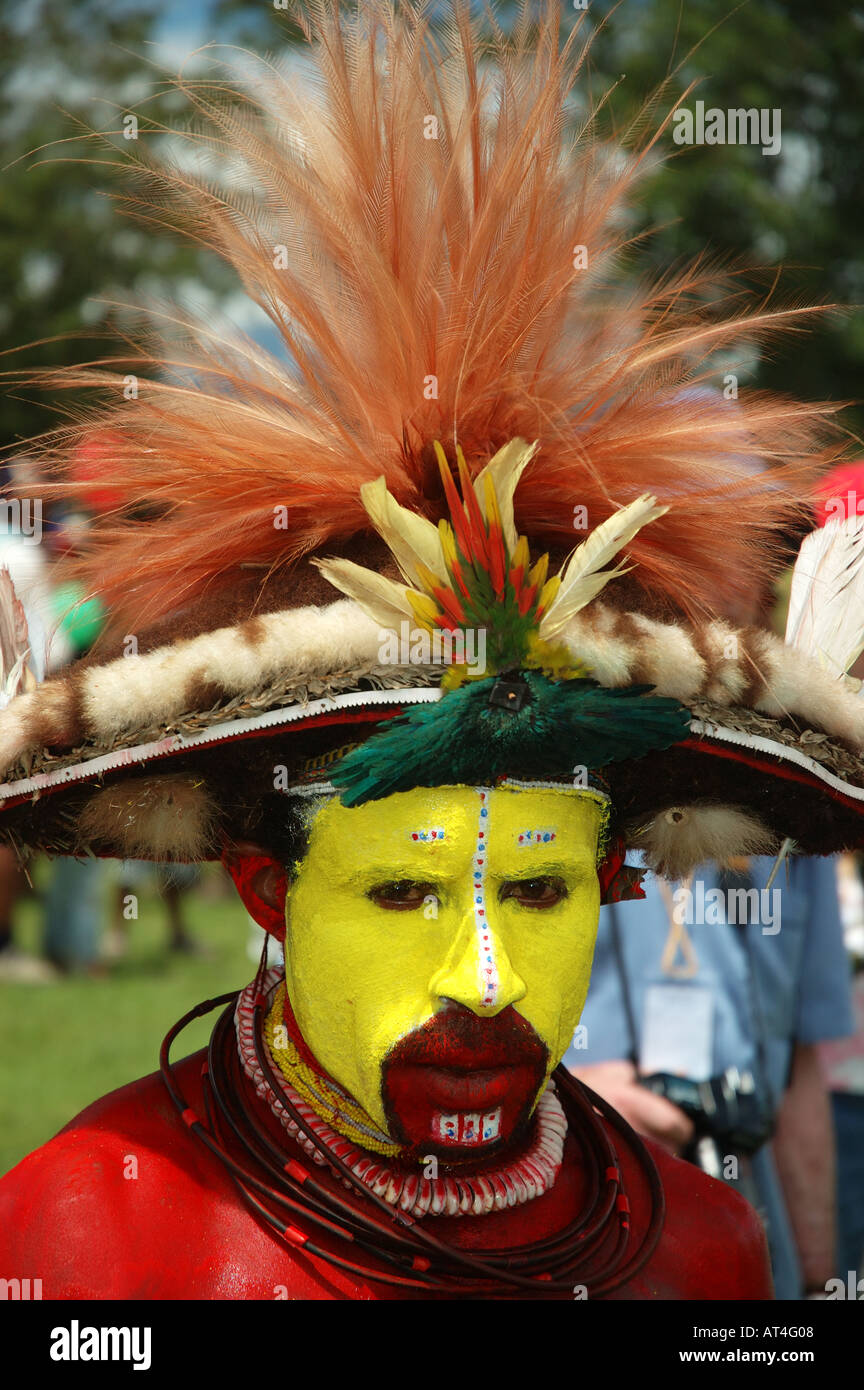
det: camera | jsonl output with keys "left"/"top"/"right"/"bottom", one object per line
{"left": 639, "top": 1066, "right": 775, "bottom": 1178}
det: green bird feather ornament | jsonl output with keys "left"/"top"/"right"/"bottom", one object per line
{"left": 313, "top": 437, "right": 690, "bottom": 803}
{"left": 330, "top": 672, "right": 691, "bottom": 807}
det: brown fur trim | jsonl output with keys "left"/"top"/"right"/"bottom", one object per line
{"left": 182, "top": 673, "right": 228, "bottom": 715}
{"left": 733, "top": 627, "right": 769, "bottom": 709}
{"left": 239, "top": 616, "right": 269, "bottom": 647}
{"left": 17, "top": 678, "right": 85, "bottom": 756}
{"left": 629, "top": 803, "right": 777, "bottom": 878}
{"left": 75, "top": 775, "right": 218, "bottom": 860}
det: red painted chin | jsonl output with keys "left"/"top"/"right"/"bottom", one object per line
{"left": 381, "top": 1004, "right": 548, "bottom": 1159}
{"left": 383, "top": 1061, "right": 541, "bottom": 1156}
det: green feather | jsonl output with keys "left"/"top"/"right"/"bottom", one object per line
{"left": 330, "top": 673, "right": 690, "bottom": 806}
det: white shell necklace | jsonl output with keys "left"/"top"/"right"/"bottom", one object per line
{"left": 234, "top": 971, "right": 566, "bottom": 1219}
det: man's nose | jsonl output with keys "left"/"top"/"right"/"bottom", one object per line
{"left": 429, "top": 908, "right": 526, "bottom": 1017}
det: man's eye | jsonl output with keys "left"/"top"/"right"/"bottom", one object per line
{"left": 367, "top": 881, "right": 435, "bottom": 911}
{"left": 499, "top": 877, "right": 568, "bottom": 908}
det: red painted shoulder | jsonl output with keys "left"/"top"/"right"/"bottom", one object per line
{"left": 620, "top": 1142, "right": 773, "bottom": 1300}
{"left": 0, "top": 1052, "right": 772, "bottom": 1300}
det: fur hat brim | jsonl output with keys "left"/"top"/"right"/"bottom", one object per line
{"left": 0, "top": 671, "right": 862, "bottom": 875}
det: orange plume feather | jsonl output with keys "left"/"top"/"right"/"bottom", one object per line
{"left": 3, "top": 0, "right": 844, "bottom": 636}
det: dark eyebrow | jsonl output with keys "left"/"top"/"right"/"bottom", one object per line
{"left": 491, "top": 858, "right": 590, "bottom": 877}
{"left": 358, "top": 865, "right": 448, "bottom": 886}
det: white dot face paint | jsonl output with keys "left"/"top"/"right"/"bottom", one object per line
{"left": 516, "top": 829, "right": 557, "bottom": 845}
{"left": 284, "top": 782, "right": 606, "bottom": 1136}
{"left": 472, "top": 787, "right": 499, "bottom": 1008}
{"left": 432, "top": 1107, "right": 502, "bottom": 1146}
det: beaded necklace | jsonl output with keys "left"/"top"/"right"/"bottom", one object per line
{"left": 159, "top": 972, "right": 666, "bottom": 1296}
{"left": 247, "top": 971, "right": 566, "bottom": 1217}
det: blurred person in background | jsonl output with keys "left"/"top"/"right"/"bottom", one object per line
{"left": 566, "top": 854, "right": 854, "bottom": 1299}
{"left": 104, "top": 860, "right": 204, "bottom": 959}
{"left": 818, "top": 853, "right": 864, "bottom": 1284}
{"left": 0, "top": 455, "right": 74, "bottom": 982}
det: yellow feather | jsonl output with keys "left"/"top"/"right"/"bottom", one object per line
{"left": 414, "top": 561, "right": 448, "bottom": 596}
{"left": 406, "top": 590, "right": 441, "bottom": 630}
{"left": 359, "top": 476, "right": 443, "bottom": 586}
{"left": 539, "top": 494, "right": 669, "bottom": 638}
{"left": 438, "top": 519, "right": 461, "bottom": 573}
{"left": 528, "top": 551, "right": 550, "bottom": 590}
{"left": 432, "top": 441, "right": 451, "bottom": 477}
{"left": 483, "top": 473, "right": 502, "bottom": 532}
{"left": 311, "top": 556, "right": 413, "bottom": 628}
{"left": 473, "top": 439, "right": 539, "bottom": 553}
{"left": 538, "top": 574, "right": 561, "bottom": 613}
{"left": 511, "top": 534, "right": 530, "bottom": 574}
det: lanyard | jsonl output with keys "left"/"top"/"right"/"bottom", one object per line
{"left": 656, "top": 875, "right": 699, "bottom": 978}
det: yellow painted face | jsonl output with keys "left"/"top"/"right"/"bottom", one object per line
{"left": 284, "top": 783, "right": 605, "bottom": 1146}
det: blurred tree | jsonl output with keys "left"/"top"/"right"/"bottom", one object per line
{"left": 214, "top": 0, "right": 864, "bottom": 432}
{"left": 575, "top": 0, "right": 864, "bottom": 434}
{"left": 0, "top": 0, "right": 232, "bottom": 447}
{"left": 3, "top": 1, "right": 861, "bottom": 444}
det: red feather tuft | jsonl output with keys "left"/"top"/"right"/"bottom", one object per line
{"left": 487, "top": 518, "right": 507, "bottom": 598}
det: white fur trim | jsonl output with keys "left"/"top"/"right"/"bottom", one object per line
{"left": 81, "top": 599, "right": 382, "bottom": 741}
{"left": 747, "top": 633, "right": 864, "bottom": 748}
{"left": 1, "top": 597, "right": 864, "bottom": 783}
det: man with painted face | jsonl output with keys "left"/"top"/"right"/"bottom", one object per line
{"left": 3, "top": 0, "right": 864, "bottom": 1301}
{"left": 0, "top": 771, "right": 773, "bottom": 1298}
{"left": 284, "top": 782, "right": 603, "bottom": 1159}
{"left": 1, "top": 465, "right": 862, "bottom": 1303}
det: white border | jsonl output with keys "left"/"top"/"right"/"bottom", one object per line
{"left": 1, "top": 695, "right": 863, "bottom": 807}
{"left": 0, "top": 687, "right": 441, "bottom": 804}
{"left": 689, "top": 718, "right": 864, "bottom": 803}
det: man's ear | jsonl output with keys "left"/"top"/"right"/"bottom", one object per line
{"left": 597, "top": 833, "right": 646, "bottom": 905}
{"left": 222, "top": 841, "right": 288, "bottom": 941}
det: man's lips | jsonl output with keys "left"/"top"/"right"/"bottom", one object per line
{"left": 397, "top": 1062, "right": 537, "bottom": 1110}
{"left": 380, "top": 1004, "right": 549, "bottom": 1150}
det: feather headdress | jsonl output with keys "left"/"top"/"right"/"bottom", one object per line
{"left": 8, "top": 0, "right": 840, "bottom": 636}
{"left": 1, "top": 0, "right": 863, "bottom": 878}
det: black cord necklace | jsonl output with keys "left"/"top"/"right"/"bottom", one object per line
{"left": 160, "top": 984, "right": 665, "bottom": 1298}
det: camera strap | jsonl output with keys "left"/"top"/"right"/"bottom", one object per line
{"left": 724, "top": 881, "right": 779, "bottom": 1123}
{"left": 608, "top": 897, "right": 640, "bottom": 1068}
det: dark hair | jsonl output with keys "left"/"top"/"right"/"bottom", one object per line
{"left": 253, "top": 791, "right": 327, "bottom": 871}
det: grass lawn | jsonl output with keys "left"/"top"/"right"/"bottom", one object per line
{"left": 0, "top": 863, "right": 254, "bottom": 1176}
